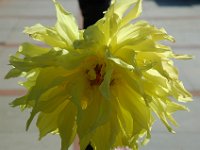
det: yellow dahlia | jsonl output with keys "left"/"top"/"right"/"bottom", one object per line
{"left": 6, "top": 0, "right": 192, "bottom": 149}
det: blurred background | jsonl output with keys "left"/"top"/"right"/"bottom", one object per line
{"left": 0, "top": 0, "right": 200, "bottom": 149}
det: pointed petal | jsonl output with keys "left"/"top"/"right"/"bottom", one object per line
{"left": 53, "top": 0, "right": 79, "bottom": 47}
{"left": 24, "top": 24, "right": 67, "bottom": 48}
{"left": 58, "top": 102, "right": 77, "bottom": 150}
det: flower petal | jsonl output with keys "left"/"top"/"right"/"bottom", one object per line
{"left": 24, "top": 24, "right": 67, "bottom": 48}
{"left": 53, "top": 0, "right": 79, "bottom": 47}
{"left": 58, "top": 102, "right": 77, "bottom": 150}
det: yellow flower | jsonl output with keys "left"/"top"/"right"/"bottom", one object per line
{"left": 6, "top": 0, "right": 192, "bottom": 150}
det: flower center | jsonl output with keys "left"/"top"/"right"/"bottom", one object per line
{"left": 86, "top": 64, "right": 104, "bottom": 86}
